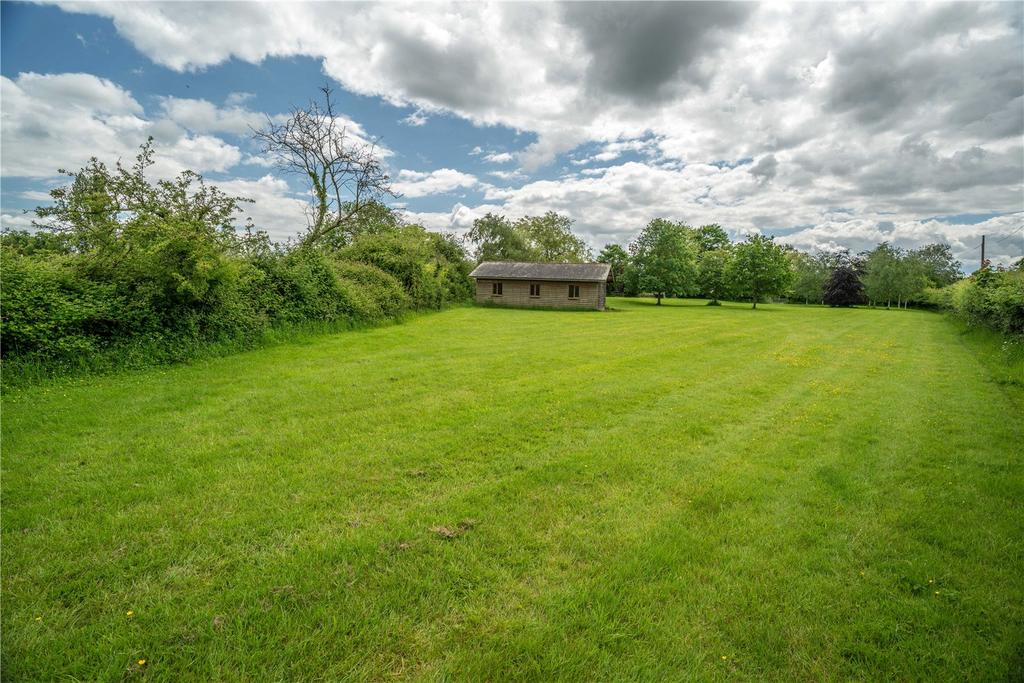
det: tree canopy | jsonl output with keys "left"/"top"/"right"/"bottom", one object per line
{"left": 598, "top": 243, "right": 630, "bottom": 295}
{"left": 790, "top": 251, "right": 832, "bottom": 304}
{"left": 823, "top": 265, "right": 865, "bottom": 307}
{"left": 729, "top": 235, "right": 793, "bottom": 309}
{"left": 623, "top": 219, "right": 698, "bottom": 305}
{"left": 465, "top": 211, "right": 591, "bottom": 263}
{"left": 697, "top": 248, "right": 734, "bottom": 305}
{"left": 695, "top": 224, "right": 731, "bottom": 253}
{"left": 910, "top": 243, "right": 963, "bottom": 288}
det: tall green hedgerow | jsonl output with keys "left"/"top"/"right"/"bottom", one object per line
{"left": 0, "top": 141, "right": 472, "bottom": 385}
{"left": 0, "top": 247, "right": 119, "bottom": 356}
{"left": 336, "top": 226, "right": 473, "bottom": 309}
{"left": 925, "top": 265, "right": 1024, "bottom": 339}
{"left": 332, "top": 261, "right": 411, "bottom": 321}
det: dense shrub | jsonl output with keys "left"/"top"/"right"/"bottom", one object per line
{"left": 336, "top": 226, "right": 473, "bottom": 309}
{"left": 926, "top": 266, "right": 1024, "bottom": 338}
{"left": 0, "top": 142, "right": 472, "bottom": 381}
{"left": 332, "top": 261, "right": 410, "bottom": 321}
{"left": 0, "top": 247, "right": 118, "bottom": 356}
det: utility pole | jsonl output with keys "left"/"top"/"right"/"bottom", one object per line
{"left": 980, "top": 235, "right": 986, "bottom": 270}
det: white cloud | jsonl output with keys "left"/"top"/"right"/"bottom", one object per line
{"left": 225, "top": 91, "right": 254, "bottom": 107}
{"left": 482, "top": 152, "right": 514, "bottom": 164}
{"left": 1, "top": 72, "right": 241, "bottom": 178}
{"left": 158, "top": 96, "right": 265, "bottom": 135}
{"left": 487, "top": 169, "right": 525, "bottom": 181}
{"left": 12, "top": 3, "right": 1024, "bottom": 261}
{"left": 0, "top": 212, "right": 38, "bottom": 231}
{"left": 409, "top": 159, "right": 1023, "bottom": 269}
{"left": 16, "top": 71, "right": 142, "bottom": 114}
{"left": 393, "top": 168, "right": 481, "bottom": 198}
{"left": 242, "top": 154, "right": 277, "bottom": 168}
{"left": 402, "top": 109, "right": 428, "bottom": 126}
{"left": 215, "top": 174, "right": 310, "bottom": 241}
{"left": 57, "top": 2, "right": 1023, "bottom": 182}
{"left": 572, "top": 138, "right": 659, "bottom": 165}
{"left": 778, "top": 213, "right": 1024, "bottom": 270}
{"left": 19, "top": 190, "right": 54, "bottom": 201}
{"left": 404, "top": 201, "right": 507, "bottom": 238}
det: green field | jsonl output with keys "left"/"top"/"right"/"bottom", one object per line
{"left": 2, "top": 298, "right": 1022, "bottom": 680}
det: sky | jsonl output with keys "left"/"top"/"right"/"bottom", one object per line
{"left": 2, "top": 1, "right": 1023, "bottom": 270}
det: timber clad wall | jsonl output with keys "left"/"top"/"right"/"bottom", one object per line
{"left": 475, "top": 279, "right": 605, "bottom": 310}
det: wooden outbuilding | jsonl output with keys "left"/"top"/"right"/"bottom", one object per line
{"left": 469, "top": 261, "right": 611, "bottom": 310}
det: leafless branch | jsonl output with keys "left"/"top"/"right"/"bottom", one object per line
{"left": 252, "top": 87, "right": 394, "bottom": 246}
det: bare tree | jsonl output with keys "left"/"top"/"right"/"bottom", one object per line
{"left": 253, "top": 87, "right": 394, "bottom": 246}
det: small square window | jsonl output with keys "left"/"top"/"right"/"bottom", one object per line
{"left": 492, "top": 282, "right": 503, "bottom": 296}
{"left": 530, "top": 283, "right": 541, "bottom": 297}
{"left": 568, "top": 284, "right": 580, "bottom": 299}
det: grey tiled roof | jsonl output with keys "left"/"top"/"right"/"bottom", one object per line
{"left": 469, "top": 261, "right": 611, "bottom": 282}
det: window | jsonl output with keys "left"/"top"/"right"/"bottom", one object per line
{"left": 492, "top": 282, "right": 503, "bottom": 296}
{"left": 568, "top": 284, "right": 580, "bottom": 299}
{"left": 529, "top": 283, "right": 541, "bottom": 297}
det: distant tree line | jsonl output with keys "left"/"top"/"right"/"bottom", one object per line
{"left": 467, "top": 210, "right": 1020, "bottom": 339}
{"left": 467, "top": 216, "right": 793, "bottom": 309}
{"left": 791, "top": 243, "right": 964, "bottom": 308}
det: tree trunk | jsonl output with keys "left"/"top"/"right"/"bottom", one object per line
{"left": 752, "top": 300, "right": 757, "bottom": 309}
{"left": 656, "top": 293, "right": 662, "bottom": 305}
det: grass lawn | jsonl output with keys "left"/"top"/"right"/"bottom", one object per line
{"left": 2, "top": 298, "right": 1023, "bottom": 681}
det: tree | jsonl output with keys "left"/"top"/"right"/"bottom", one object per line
{"left": 253, "top": 87, "right": 393, "bottom": 248}
{"left": 897, "top": 255, "right": 930, "bottom": 306}
{"left": 728, "top": 235, "right": 793, "bottom": 309}
{"left": 698, "top": 248, "right": 733, "bottom": 305}
{"left": 464, "top": 211, "right": 590, "bottom": 262}
{"left": 822, "top": 264, "right": 864, "bottom": 306}
{"left": 623, "top": 219, "right": 698, "bottom": 305}
{"left": 862, "top": 243, "right": 897, "bottom": 307}
{"left": 337, "top": 225, "right": 472, "bottom": 308}
{"left": 598, "top": 243, "right": 630, "bottom": 295}
{"left": 862, "top": 242, "right": 925, "bottom": 308}
{"left": 464, "top": 213, "right": 532, "bottom": 262}
{"left": 790, "top": 251, "right": 831, "bottom": 304}
{"left": 32, "top": 140, "right": 250, "bottom": 327}
{"left": 36, "top": 140, "right": 247, "bottom": 252}
{"left": 696, "top": 224, "right": 731, "bottom": 253}
{"left": 517, "top": 212, "right": 592, "bottom": 262}
{"left": 910, "top": 243, "right": 962, "bottom": 288}
{"left": 319, "top": 199, "right": 404, "bottom": 250}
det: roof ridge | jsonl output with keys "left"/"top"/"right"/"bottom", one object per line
{"left": 469, "top": 261, "right": 611, "bottom": 282}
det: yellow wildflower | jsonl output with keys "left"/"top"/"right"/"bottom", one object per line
{"left": 138, "top": 659, "right": 146, "bottom": 666}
